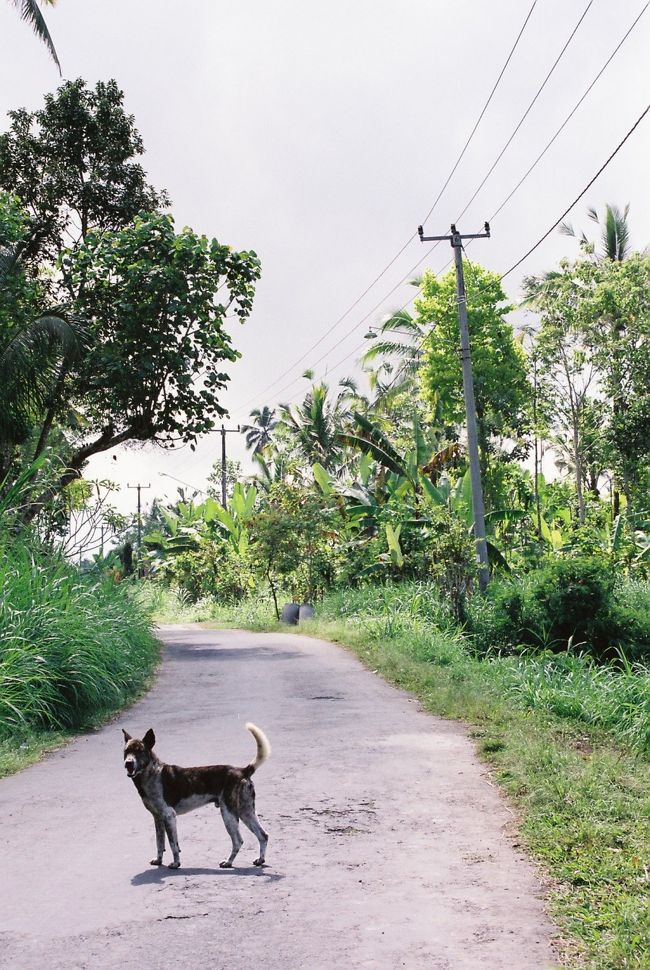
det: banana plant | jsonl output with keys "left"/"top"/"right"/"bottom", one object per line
{"left": 209, "top": 483, "right": 257, "bottom": 555}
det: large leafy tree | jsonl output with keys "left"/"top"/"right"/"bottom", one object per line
{"left": 575, "top": 254, "right": 650, "bottom": 511}
{"left": 416, "top": 263, "right": 530, "bottom": 477}
{"left": 23, "top": 212, "right": 260, "bottom": 518}
{"left": 526, "top": 265, "right": 600, "bottom": 526}
{"left": 0, "top": 79, "right": 167, "bottom": 267}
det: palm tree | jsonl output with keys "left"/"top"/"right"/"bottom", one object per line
{"left": 560, "top": 203, "right": 631, "bottom": 262}
{"left": 361, "top": 306, "right": 427, "bottom": 408}
{"left": 241, "top": 405, "right": 277, "bottom": 455}
{"left": 9, "top": 0, "right": 61, "bottom": 72}
{"left": 0, "top": 242, "right": 80, "bottom": 476}
{"left": 279, "top": 379, "right": 354, "bottom": 471}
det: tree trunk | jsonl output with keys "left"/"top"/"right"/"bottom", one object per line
{"left": 266, "top": 563, "right": 279, "bottom": 621}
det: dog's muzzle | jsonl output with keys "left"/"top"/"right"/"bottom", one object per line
{"left": 125, "top": 760, "right": 138, "bottom": 778}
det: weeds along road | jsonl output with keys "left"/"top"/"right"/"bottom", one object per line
{"left": 0, "top": 626, "right": 558, "bottom": 969}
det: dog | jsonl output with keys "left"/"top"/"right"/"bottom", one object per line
{"left": 122, "top": 722, "right": 270, "bottom": 870}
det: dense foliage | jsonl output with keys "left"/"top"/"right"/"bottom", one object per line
{"left": 0, "top": 79, "right": 260, "bottom": 523}
{"left": 0, "top": 537, "right": 158, "bottom": 733}
{"left": 133, "top": 206, "right": 649, "bottom": 668}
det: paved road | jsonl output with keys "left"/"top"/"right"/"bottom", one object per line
{"left": 0, "top": 626, "right": 558, "bottom": 969}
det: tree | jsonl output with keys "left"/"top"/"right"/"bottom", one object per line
{"left": 207, "top": 458, "right": 242, "bottom": 501}
{"left": 278, "top": 378, "right": 355, "bottom": 472}
{"left": 575, "top": 254, "right": 650, "bottom": 511}
{"left": 23, "top": 212, "right": 260, "bottom": 518}
{"left": 417, "top": 263, "right": 530, "bottom": 479}
{"left": 525, "top": 249, "right": 650, "bottom": 518}
{"left": 0, "top": 191, "right": 80, "bottom": 476}
{"left": 251, "top": 481, "right": 334, "bottom": 617}
{"left": 528, "top": 266, "right": 600, "bottom": 526}
{"left": 0, "top": 79, "right": 167, "bottom": 267}
{"left": 361, "top": 304, "right": 425, "bottom": 389}
{"left": 560, "top": 203, "right": 632, "bottom": 263}
{"left": 241, "top": 406, "right": 277, "bottom": 455}
{"left": 8, "top": 0, "right": 60, "bottom": 73}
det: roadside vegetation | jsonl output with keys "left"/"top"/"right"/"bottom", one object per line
{"left": 0, "top": 537, "right": 159, "bottom": 777}
{"left": 0, "top": 79, "right": 259, "bottom": 775}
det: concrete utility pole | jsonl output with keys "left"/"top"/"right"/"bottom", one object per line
{"left": 219, "top": 425, "right": 240, "bottom": 507}
{"left": 127, "top": 482, "right": 151, "bottom": 577}
{"left": 417, "top": 222, "right": 491, "bottom": 592}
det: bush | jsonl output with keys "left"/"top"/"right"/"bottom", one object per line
{"left": 158, "top": 542, "right": 256, "bottom": 604}
{"left": 465, "top": 557, "right": 649, "bottom": 661}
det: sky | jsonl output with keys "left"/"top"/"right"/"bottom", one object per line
{"left": 1, "top": 0, "right": 649, "bottom": 523}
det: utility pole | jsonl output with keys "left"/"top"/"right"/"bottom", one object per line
{"left": 127, "top": 482, "right": 151, "bottom": 577}
{"left": 219, "top": 424, "right": 240, "bottom": 507}
{"left": 417, "top": 222, "right": 491, "bottom": 591}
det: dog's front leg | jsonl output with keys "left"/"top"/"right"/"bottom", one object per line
{"left": 163, "top": 810, "right": 181, "bottom": 869}
{"left": 150, "top": 816, "right": 165, "bottom": 866}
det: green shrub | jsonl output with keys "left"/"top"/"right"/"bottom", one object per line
{"left": 158, "top": 542, "right": 256, "bottom": 604}
{"left": 465, "top": 557, "right": 649, "bottom": 661}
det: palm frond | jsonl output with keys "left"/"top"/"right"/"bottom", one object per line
{"left": 10, "top": 0, "right": 61, "bottom": 73}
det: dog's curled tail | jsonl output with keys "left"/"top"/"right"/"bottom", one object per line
{"left": 244, "top": 722, "right": 271, "bottom": 776}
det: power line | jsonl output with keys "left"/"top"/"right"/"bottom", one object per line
{"left": 234, "top": 1, "right": 539, "bottom": 412}
{"left": 311, "top": 98, "right": 650, "bottom": 399}
{"left": 268, "top": 0, "right": 599, "bottom": 396}
{"left": 310, "top": 0, "right": 647, "bottom": 371}
{"left": 233, "top": 3, "right": 644, "bottom": 416}
{"left": 500, "top": 99, "right": 650, "bottom": 280}
{"left": 488, "top": 1, "right": 649, "bottom": 223}
{"left": 453, "top": 0, "right": 596, "bottom": 228}
{"left": 418, "top": 0, "right": 540, "bottom": 229}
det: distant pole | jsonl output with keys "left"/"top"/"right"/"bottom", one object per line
{"left": 219, "top": 425, "right": 241, "bottom": 507}
{"left": 417, "top": 222, "right": 491, "bottom": 591}
{"left": 127, "top": 482, "right": 151, "bottom": 577}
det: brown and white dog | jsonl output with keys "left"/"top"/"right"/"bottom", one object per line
{"left": 122, "top": 723, "right": 270, "bottom": 870}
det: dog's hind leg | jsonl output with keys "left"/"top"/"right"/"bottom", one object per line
{"left": 240, "top": 783, "right": 268, "bottom": 866}
{"left": 163, "top": 810, "right": 181, "bottom": 869}
{"left": 219, "top": 804, "right": 243, "bottom": 868}
{"left": 241, "top": 808, "right": 268, "bottom": 866}
{"left": 150, "top": 816, "right": 165, "bottom": 866}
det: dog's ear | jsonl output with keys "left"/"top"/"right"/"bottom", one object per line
{"left": 122, "top": 729, "right": 132, "bottom": 743}
{"left": 143, "top": 728, "right": 156, "bottom": 750}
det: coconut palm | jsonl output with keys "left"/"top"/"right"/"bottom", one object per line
{"left": 361, "top": 305, "right": 427, "bottom": 408}
{"left": 279, "top": 378, "right": 355, "bottom": 471}
{"left": 241, "top": 405, "right": 277, "bottom": 455}
{"left": 9, "top": 0, "right": 61, "bottom": 73}
{"left": 559, "top": 203, "right": 632, "bottom": 262}
{"left": 523, "top": 204, "right": 635, "bottom": 305}
{"left": 0, "top": 242, "right": 80, "bottom": 475}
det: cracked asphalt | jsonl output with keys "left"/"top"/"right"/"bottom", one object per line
{"left": 0, "top": 626, "right": 559, "bottom": 969}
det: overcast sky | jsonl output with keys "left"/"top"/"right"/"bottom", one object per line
{"left": 1, "top": 0, "right": 649, "bottom": 517}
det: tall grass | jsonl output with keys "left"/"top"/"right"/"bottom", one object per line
{"left": 308, "top": 581, "right": 650, "bottom": 756}
{"left": 0, "top": 541, "right": 159, "bottom": 735}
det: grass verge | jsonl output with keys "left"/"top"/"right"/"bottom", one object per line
{"left": 167, "top": 584, "right": 650, "bottom": 970}
{"left": 0, "top": 543, "right": 160, "bottom": 777}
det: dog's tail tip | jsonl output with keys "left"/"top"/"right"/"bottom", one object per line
{"left": 245, "top": 721, "right": 271, "bottom": 772}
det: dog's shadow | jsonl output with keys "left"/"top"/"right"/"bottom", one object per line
{"left": 131, "top": 865, "right": 283, "bottom": 886}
